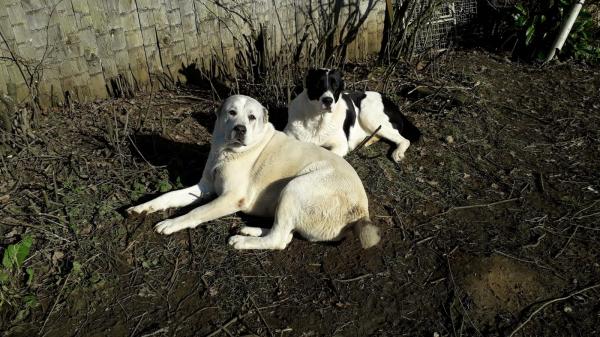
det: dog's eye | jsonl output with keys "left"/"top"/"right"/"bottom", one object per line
{"left": 228, "top": 110, "right": 237, "bottom": 116}
{"left": 248, "top": 115, "right": 256, "bottom": 121}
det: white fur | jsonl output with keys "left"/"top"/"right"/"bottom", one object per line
{"left": 285, "top": 90, "right": 412, "bottom": 162}
{"left": 128, "top": 95, "right": 378, "bottom": 250}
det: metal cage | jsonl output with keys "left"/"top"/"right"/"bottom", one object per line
{"left": 415, "top": 0, "right": 478, "bottom": 51}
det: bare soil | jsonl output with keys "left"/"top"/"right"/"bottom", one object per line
{"left": 1, "top": 51, "right": 599, "bottom": 337}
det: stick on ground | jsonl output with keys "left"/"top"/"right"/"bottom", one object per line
{"left": 507, "top": 282, "right": 600, "bottom": 337}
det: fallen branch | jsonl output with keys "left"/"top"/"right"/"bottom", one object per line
{"left": 434, "top": 198, "right": 521, "bottom": 217}
{"left": 39, "top": 271, "right": 71, "bottom": 335}
{"left": 174, "top": 95, "right": 214, "bottom": 103}
{"left": 250, "top": 296, "right": 274, "bottom": 337}
{"left": 334, "top": 273, "right": 373, "bottom": 283}
{"left": 349, "top": 125, "right": 382, "bottom": 155}
{"left": 507, "top": 283, "right": 600, "bottom": 337}
{"left": 205, "top": 314, "right": 242, "bottom": 337}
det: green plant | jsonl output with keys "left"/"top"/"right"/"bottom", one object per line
{"left": 561, "top": 10, "right": 600, "bottom": 61}
{"left": 0, "top": 236, "right": 39, "bottom": 321}
{"left": 157, "top": 178, "right": 173, "bottom": 193}
{"left": 512, "top": 0, "right": 600, "bottom": 62}
{"left": 130, "top": 182, "right": 147, "bottom": 201}
{"left": 1, "top": 236, "right": 33, "bottom": 277}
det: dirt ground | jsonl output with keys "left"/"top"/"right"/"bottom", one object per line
{"left": 1, "top": 50, "right": 599, "bottom": 337}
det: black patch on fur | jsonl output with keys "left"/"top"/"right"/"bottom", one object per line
{"left": 381, "top": 95, "right": 421, "bottom": 143}
{"left": 305, "top": 68, "right": 344, "bottom": 102}
{"left": 341, "top": 93, "right": 358, "bottom": 139}
{"left": 346, "top": 91, "right": 367, "bottom": 107}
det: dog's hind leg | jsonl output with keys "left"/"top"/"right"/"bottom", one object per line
{"left": 128, "top": 180, "right": 213, "bottom": 215}
{"left": 229, "top": 203, "right": 295, "bottom": 249}
{"left": 228, "top": 221, "right": 293, "bottom": 250}
{"left": 378, "top": 125, "right": 411, "bottom": 163}
{"left": 229, "top": 179, "right": 311, "bottom": 250}
{"left": 360, "top": 113, "right": 411, "bottom": 163}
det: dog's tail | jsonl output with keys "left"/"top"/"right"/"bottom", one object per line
{"left": 353, "top": 217, "right": 380, "bottom": 249}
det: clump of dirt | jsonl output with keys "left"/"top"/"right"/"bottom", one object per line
{"left": 455, "top": 255, "right": 555, "bottom": 325}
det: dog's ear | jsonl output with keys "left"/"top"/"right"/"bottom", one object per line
{"left": 262, "top": 106, "right": 269, "bottom": 123}
{"left": 330, "top": 68, "right": 344, "bottom": 92}
{"left": 304, "top": 68, "right": 318, "bottom": 87}
{"left": 330, "top": 68, "right": 343, "bottom": 78}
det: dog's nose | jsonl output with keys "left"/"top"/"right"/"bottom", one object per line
{"left": 233, "top": 125, "right": 246, "bottom": 135}
{"left": 321, "top": 97, "right": 333, "bottom": 106}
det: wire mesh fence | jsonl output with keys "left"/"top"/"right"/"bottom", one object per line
{"left": 415, "top": 0, "right": 478, "bottom": 51}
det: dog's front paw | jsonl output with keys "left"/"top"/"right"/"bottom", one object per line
{"left": 391, "top": 148, "right": 406, "bottom": 163}
{"left": 127, "top": 204, "right": 154, "bottom": 215}
{"left": 228, "top": 235, "right": 247, "bottom": 249}
{"left": 155, "top": 219, "right": 184, "bottom": 235}
{"left": 239, "top": 226, "right": 265, "bottom": 237}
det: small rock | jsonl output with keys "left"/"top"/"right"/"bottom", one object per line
{"left": 209, "top": 286, "right": 219, "bottom": 297}
{"left": 52, "top": 251, "right": 65, "bottom": 265}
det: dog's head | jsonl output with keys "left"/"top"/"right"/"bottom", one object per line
{"left": 214, "top": 95, "right": 270, "bottom": 152}
{"left": 304, "top": 68, "right": 344, "bottom": 112}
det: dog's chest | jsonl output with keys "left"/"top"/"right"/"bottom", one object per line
{"left": 210, "top": 157, "right": 248, "bottom": 195}
{"left": 291, "top": 115, "right": 340, "bottom": 145}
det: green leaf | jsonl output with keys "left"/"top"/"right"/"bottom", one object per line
{"left": 175, "top": 176, "right": 184, "bottom": 189}
{"left": 23, "top": 294, "right": 38, "bottom": 308}
{"left": 89, "top": 272, "right": 101, "bottom": 284}
{"left": 525, "top": 24, "right": 536, "bottom": 46}
{"left": 14, "top": 308, "right": 30, "bottom": 322}
{"left": 0, "top": 271, "right": 9, "bottom": 283}
{"left": 26, "top": 268, "right": 34, "bottom": 286}
{"left": 1, "top": 253, "right": 10, "bottom": 269}
{"left": 2, "top": 236, "right": 33, "bottom": 269}
{"left": 158, "top": 179, "right": 172, "bottom": 193}
{"left": 72, "top": 261, "right": 82, "bottom": 275}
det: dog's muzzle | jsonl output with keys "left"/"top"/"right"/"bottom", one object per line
{"left": 231, "top": 125, "right": 247, "bottom": 144}
{"left": 321, "top": 97, "right": 333, "bottom": 111}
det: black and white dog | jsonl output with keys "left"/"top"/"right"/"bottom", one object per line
{"left": 284, "top": 68, "right": 421, "bottom": 162}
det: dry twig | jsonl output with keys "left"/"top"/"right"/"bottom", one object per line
{"left": 507, "top": 283, "right": 600, "bottom": 337}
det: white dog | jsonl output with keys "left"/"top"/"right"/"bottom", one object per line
{"left": 127, "top": 95, "right": 380, "bottom": 250}
{"left": 285, "top": 68, "right": 421, "bottom": 162}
